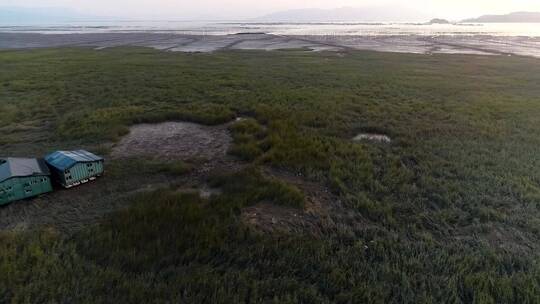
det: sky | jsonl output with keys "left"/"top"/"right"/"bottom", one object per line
{"left": 1, "top": 0, "right": 540, "bottom": 20}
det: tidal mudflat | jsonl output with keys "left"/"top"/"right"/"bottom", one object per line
{"left": 1, "top": 32, "right": 540, "bottom": 57}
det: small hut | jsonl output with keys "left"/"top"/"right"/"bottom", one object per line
{"left": 0, "top": 158, "right": 53, "bottom": 205}
{"left": 45, "top": 150, "right": 104, "bottom": 188}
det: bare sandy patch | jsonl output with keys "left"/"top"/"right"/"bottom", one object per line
{"left": 353, "top": 133, "right": 391, "bottom": 143}
{"left": 111, "top": 122, "right": 232, "bottom": 161}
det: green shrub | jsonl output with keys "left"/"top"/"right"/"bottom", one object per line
{"left": 228, "top": 142, "right": 264, "bottom": 161}
{"left": 209, "top": 167, "right": 305, "bottom": 209}
{"left": 228, "top": 118, "right": 269, "bottom": 161}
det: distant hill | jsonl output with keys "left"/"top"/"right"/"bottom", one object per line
{"left": 428, "top": 18, "right": 450, "bottom": 24}
{"left": 463, "top": 11, "right": 540, "bottom": 23}
{"left": 256, "top": 6, "right": 428, "bottom": 22}
{"left": 0, "top": 6, "right": 104, "bottom": 24}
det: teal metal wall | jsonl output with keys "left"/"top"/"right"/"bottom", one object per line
{"left": 54, "top": 161, "right": 104, "bottom": 188}
{"left": 0, "top": 176, "right": 53, "bottom": 205}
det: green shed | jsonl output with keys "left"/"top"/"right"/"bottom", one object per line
{"left": 0, "top": 158, "right": 53, "bottom": 205}
{"left": 45, "top": 150, "right": 104, "bottom": 188}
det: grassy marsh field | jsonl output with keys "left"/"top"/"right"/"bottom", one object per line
{"left": 1, "top": 47, "right": 540, "bottom": 303}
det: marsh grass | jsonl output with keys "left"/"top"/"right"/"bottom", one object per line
{"left": 1, "top": 48, "right": 540, "bottom": 302}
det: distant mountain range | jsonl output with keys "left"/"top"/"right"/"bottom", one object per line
{"left": 463, "top": 12, "right": 540, "bottom": 23}
{"left": 3, "top": 6, "right": 540, "bottom": 25}
{"left": 256, "top": 6, "right": 428, "bottom": 22}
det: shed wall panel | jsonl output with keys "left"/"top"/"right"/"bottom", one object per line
{"left": 57, "top": 160, "right": 104, "bottom": 187}
{"left": 0, "top": 176, "right": 52, "bottom": 205}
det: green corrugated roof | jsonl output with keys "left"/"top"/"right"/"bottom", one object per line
{"left": 0, "top": 158, "right": 51, "bottom": 183}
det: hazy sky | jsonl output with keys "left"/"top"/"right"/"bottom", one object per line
{"left": 2, "top": 0, "right": 540, "bottom": 19}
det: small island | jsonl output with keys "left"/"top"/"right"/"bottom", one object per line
{"left": 428, "top": 18, "right": 450, "bottom": 24}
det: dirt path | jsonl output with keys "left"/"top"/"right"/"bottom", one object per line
{"left": 0, "top": 175, "right": 170, "bottom": 233}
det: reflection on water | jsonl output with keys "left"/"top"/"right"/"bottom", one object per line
{"left": 0, "top": 21, "right": 539, "bottom": 37}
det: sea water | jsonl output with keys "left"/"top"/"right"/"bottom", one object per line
{"left": 0, "top": 21, "right": 539, "bottom": 37}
